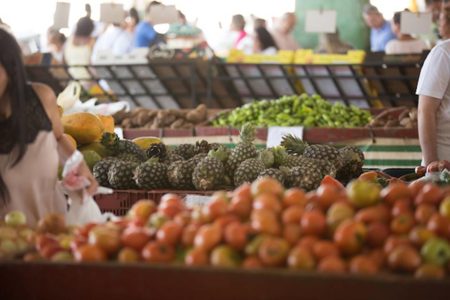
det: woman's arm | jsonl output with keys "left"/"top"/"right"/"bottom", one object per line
{"left": 418, "top": 95, "right": 441, "bottom": 166}
{"left": 32, "top": 83, "right": 98, "bottom": 195}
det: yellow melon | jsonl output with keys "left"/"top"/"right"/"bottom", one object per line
{"left": 64, "top": 133, "right": 77, "bottom": 149}
{"left": 132, "top": 136, "right": 162, "bottom": 150}
{"left": 97, "top": 115, "right": 115, "bottom": 133}
{"left": 62, "top": 112, "right": 105, "bottom": 145}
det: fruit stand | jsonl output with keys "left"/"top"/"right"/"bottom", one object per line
{"left": 1, "top": 262, "right": 450, "bottom": 300}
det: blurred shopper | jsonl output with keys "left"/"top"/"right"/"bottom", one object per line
{"left": 231, "top": 14, "right": 250, "bottom": 49}
{"left": 0, "top": 28, "right": 97, "bottom": 226}
{"left": 416, "top": 38, "right": 450, "bottom": 164}
{"left": 385, "top": 10, "right": 428, "bottom": 54}
{"left": 64, "top": 16, "right": 95, "bottom": 66}
{"left": 134, "top": 1, "right": 161, "bottom": 48}
{"left": 362, "top": 4, "right": 396, "bottom": 52}
{"left": 316, "top": 31, "right": 354, "bottom": 54}
{"left": 47, "top": 28, "right": 66, "bottom": 64}
{"left": 270, "top": 12, "right": 300, "bottom": 51}
{"left": 439, "top": 6, "right": 450, "bottom": 40}
{"left": 252, "top": 27, "right": 278, "bottom": 54}
{"left": 421, "top": 0, "right": 443, "bottom": 47}
{"left": 253, "top": 17, "right": 267, "bottom": 30}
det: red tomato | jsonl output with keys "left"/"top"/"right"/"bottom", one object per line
{"left": 354, "top": 204, "right": 390, "bottom": 224}
{"left": 316, "top": 184, "right": 340, "bottom": 210}
{"left": 253, "top": 193, "right": 282, "bottom": 213}
{"left": 242, "top": 256, "right": 264, "bottom": 269}
{"left": 383, "top": 236, "right": 411, "bottom": 254}
{"left": 185, "top": 247, "right": 209, "bottom": 266}
{"left": 141, "top": 241, "right": 175, "bottom": 263}
{"left": 415, "top": 184, "right": 444, "bottom": 206}
{"left": 202, "top": 197, "right": 228, "bottom": 221}
{"left": 156, "top": 221, "right": 182, "bottom": 246}
{"left": 390, "top": 213, "right": 415, "bottom": 235}
{"left": 312, "top": 240, "right": 340, "bottom": 260}
{"left": 194, "top": 224, "right": 222, "bottom": 251}
{"left": 380, "top": 182, "right": 412, "bottom": 205}
{"left": 181, "top": 223, "right": 200, "bottom": 247}
{"left": 415, "top": 204, "right": 437, "bottom": 225}
{"left": 318, "top": 256, "right": 347, "bottom": 273}
{"left": 301, "top": 211, "right": 327, "bottom": 237}
{"left": 287, "top": 246, "right": 316, "bottom": 270}
{"left": 391, "top": 199, "right": 413, "bottom": 217}
{"left": 283, "top": 224, "right": 302, "bottom": 246}
{"left": 349, "top": 255, "right": 379, "bottom": 275}
{"left": 121, "top": 226, "right": 151, "bottom": 251}
{"left": 387, "top": 245, "right": 421, "bottom": 273}
{"left": 334, "top": 220, "right": 367, "bottom": 256}
{"left": 74, "top": 245, "right": 107, "bottom": 262}
{"left": 283, "top": 188, "right": 307, "bottom": 207}
{"left": 296, "top": 236, "right": 319, "bottom": 252}
{"left": 250, "top": 209, "right": 281, "bottom": 236}
{"left": 320, "top": 175, "right": 345, "bottom": 190}
{"left": 427, "top": 213, "right": 450, "bottom": 238}
{"left": 224, "top": 222, "right": 249, "bottom": 250}
{"left": 251, "top": 177, "right": 284, "bottom": 198}
{"left": 258, "top": 237, "right": 290, "bottom": 267}
{"left": 229, "top": 195, "right": 252, "bottom": 219}
{"left": 281, "top": 205, "right": 304, "bottom": 225}
{"left": 366, "top": 222, "right": 390, "bottom": 248}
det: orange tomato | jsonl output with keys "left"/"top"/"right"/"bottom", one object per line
{"left": 258, "top": 237, "right": 290, "bottom": 267}
{"left": 296, "top": 236, "right": 319, "bottom": 252}
{"left": 173, "top": 211, "right": 191, "bottom": 227}
{"left": 224, "top": 222, "right": 249, "bottom": 250}
{"left": 312, "top": 240, "right": 340, "bottom": 260}
{"left": 281, "top": 205, "right": 304, "bottom": 225}
{"left": 318, "top": 256, "right": 347, "bottom": 274}
{"left": 358, "top": 171, "right": 378, "bottom": 182}
{"left": 316, "top": 184, "right": 340, "bottom": 210}
{"left": 415, "top": 183, "right": 444, "bottom": 206}
{"left": 414, "top": 264, "right": 446, "bottom": 279}
{"left": 320, "top": 175, "right": 345, "bottom": 190}
{"left": 74, "top": 244, "right": 107, "bottom": 262}
{"left": 156, "top": 221, "right": 182, "bottom": 246}
{"left": 415, "top": 204, "right": 437, "bottom": 225}
{"left": 128, "top": 200, "right": 156, "bottom": 223}
{"left": 391, "top": 198, "right": 413, "bottom": 217}
{"left": 408, "top": 180, "right": 426, "bottom": 196}
{"left": 253, "top": 193, "right": 282, "bottom": 213}
{"left": 233, "top": 183, "right": 252, "bottom": 202}
{"left": 287, "top": 246, "right": 316, "bottom": 270}
{"left": 283, "top": 224, "right": 302, "bottom": 246}
{"left": 283, "top": 188, "right": 307, "bottom": 208}
{"left": 194, "top": 224, "right": 222, "bottom": 251}
{"left": 409, "top": 226, "right": 435, "bottom": 247}
{"left": 185, "top": 247, "right": 209, "bottom": 266}
{"left": 387, "top": 245, "right": 421, "bottom": 273}
{"left": 250, "top": 209, "right": 281, "bottom": 236}
{"left": 202, "top": 196, "right": 228, "bottom": 221}
{"left": 121, "top": 226, "right": 152, "bottom": 251}
{"left": 158, "top": 194, "right": 186, "bottom": 219}
{"left": 427, "top": 213, "right": 450, "bottom": 238}
{"left": 214, "top": 214, "right": 240, "bottom": 230}
{"left": 181, "top": 223, "right": 200, "bottom": 247}
{"left": 242, "top": 256, "right": 264, "bottom": 269}
{"left": 300, "top": 211, "right": 327, "bottom": 237}
{"left": 390, "top": 213, "right": 415, "bottom": 235}
{"left": 141, "top": 241, "right": 175, "bottom": 263}
{"left": 334, "top": 220, "right": 367, "bottom": 256}
{"left": 383, "top": 236, "right": 411, "bottom": 254}
{"left": 349, "top": 255, "right": 379, "bottom": 275}
{"left": 229, "top": 194, "right": 253, "bottom": 219}
{"left": 354, "top": 204, "right": 390, "bottom": 224}
{"left": 117, "top": 247, "right": 140, "bottom": 263}
{"left": 251, "top": 176, "right": 284, "bottom": 198}
{"left": 366, "top": 222, "right": 390, "bottom": 248}
{"left": 380, "top": 182, "right": 411, "bottom": 205}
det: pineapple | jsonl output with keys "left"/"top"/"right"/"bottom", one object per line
{"left": 134, "top": 158, "right": 168, "bottom": 189}
{"left": 101, "top": 132, "right": 146, "bottom": 161}
{"left": 336, "top": 146, "right": 365, "bottom": 182}
{"left": 107, "top": 160, "right": 138, "bottom": 189}
{"left": 282, "top": 164, "right": 323, "bottom": 191}
{"left": 146, "top": 143, "right": 168, "bottom": 160}
{"left": 172, "top": 144, "right": 196, "bottom": 160}
{"left": 258, "top": 168, "right": 286, "bottom": 185}
{"left": 116, "top": 153, "right": 145, "bottom": 163}
{"left": 192, "top": 147, "right": 228, "bottom": 190}
{"left": 280, "top": 134, "right": 306, "bottom": 155}
{"left": 195, "top": 140, "right": 212, "bottom": 154}
{"left": 226, "top": 123, "right": 258, "bottom": 174}
{"left": 167, "top": 159, "right": 196, "bottom": 190}
{"left": 233, "top": 149, "right": 273, "bottom": 187}
{"left": 92, "top": 158, "right": 117, "bottom": 187}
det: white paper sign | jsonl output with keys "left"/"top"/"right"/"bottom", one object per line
{"left": 53, "top": 2, "right": 70, "bottom": 29}
{"left": 100, "top": 3, "right": 125, "bottom": 24}
{"left": 267, "top": 127, "right": 304, "bottom": 148}
{"left": 401, "top": 12, "right": 432, "bottom": 35}
{"left": 185, "top": 195, "right": 212, "bottom": 208}
{"left": 305, "top": 10, "right": 337, "bottom": 33}
{"left": 149, "top": 5, "right": 178, "bottom": 25}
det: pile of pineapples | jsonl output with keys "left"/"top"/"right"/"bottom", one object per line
{"left": 92, "top": 124, "right": 365, "bottom": 191}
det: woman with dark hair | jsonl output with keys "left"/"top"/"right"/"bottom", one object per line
{"left": 0, "top": 28, "right": 97, "bottom": 226}
{"left": 253, "top": 27, "right": 278, "bottom": 54}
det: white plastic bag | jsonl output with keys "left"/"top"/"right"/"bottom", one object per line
{"left": 57, "top": 81, "right": 81, "bottom": 111}
{"left": 62, "top": 150, "right": 115, "bottom": 225}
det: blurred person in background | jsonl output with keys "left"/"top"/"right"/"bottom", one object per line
{"left": 316, "top": 31, "right": 354, "bottom": 54}
{"left": 439, "top": 6, "right": 450, "bottom": 40}
{"left": 46, "top": 28, "right": 66, "bottom": 64}
{"left": 422, "top": 0, "right": 443, "bottom": 47}
{"left": 231, "top": 14, "right": 251, "bottom": 49}
{"left": 253, "top": 17, "right": 267, "bottom": 30}
{"left": 385, "top": 10, "right": 428, "bottom": 54}
{"left": 64, "top": 16, "right": 95, "bottom": 66}
{"left": 362, "top": 4, "right": 396, "bottom": 52}
{"left": 270, "top": 12, "right": 300, "bottom": 51}
{"left": 0, "top": 28, "right": 97, "bottom": 226}
{"left": 252, "top": 26, "right": 278, "bottom": 54}
{"left": 134, "top": 1, "right": 161, "bottom": 48}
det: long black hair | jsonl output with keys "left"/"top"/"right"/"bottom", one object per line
{"left": 0, "top": 27, "right": 29, "bottom": 206}
{"left": 255, "top": 27, "right": 278, "bottom": 51}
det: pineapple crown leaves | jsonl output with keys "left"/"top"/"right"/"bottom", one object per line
{"left": 145, "top": 156, "right": 161, "bottom": 164}
{"left": 146, "top": 143, "right": 167, "bottom": 159}
{"left": 278, "top": 166, "right": 292, "bottom": 176}
{"left": 101, "top": 132, "right": 120, "bottom": 148}
{"left": 208, "top": 146, "right": 229, "bottom": 163}
{"left": 280, "top": 134, "right": 308, "bottom": 155}
{"left": 270, "top": 146, "right": 288, "bottom": 166}
{"left": 240, "top": 123, "right": 256, "bottom": 143}
{"left": 258, "top": 149, "right": 275, "bottom": 168}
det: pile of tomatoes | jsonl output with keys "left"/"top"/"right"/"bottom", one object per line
{"left": 28, "top": 175, "right": 450, "bottom": 279}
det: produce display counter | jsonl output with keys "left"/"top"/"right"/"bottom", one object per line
{"left": 1, "top": 262, "right": 449, "bottom": 300}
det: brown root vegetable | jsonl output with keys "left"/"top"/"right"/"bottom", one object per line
{"left": 121, "top": 118, "right": 132, "bottom": 129}
{"left": 186, "top": 104, "right": 207, "bottom": 124}
{"left": 409, "top": 108, "right": 418, "bottom": 121}
{"left": 384, "top": 119, "right": 399, "bottom": 128}
{"left": 170, "top": 119, "right": 185, "bottom": 129}
{"left": 135, "top": 111, "right": 152, "bottom": 126}
{"left": 181, "top": 122, "right": 195, "bottom": 129}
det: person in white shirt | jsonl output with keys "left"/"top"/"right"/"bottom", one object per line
{"left": 416, "top": 38, "right": 450, "bottom": 165}
{"left": 91, "top": 22, "right": 134, "bottom": 62}
{"left": 270, "top": 12, "right": 300, "bottom": 51}
{"left": 385, "top": 11, "right": 428, "bottom": 55}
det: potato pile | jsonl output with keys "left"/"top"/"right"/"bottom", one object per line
{"left": 369, "top": 107, "right": 417, "bottom": 129}
{"left": 114, "top": 104, "right": 208, "bottom": 130}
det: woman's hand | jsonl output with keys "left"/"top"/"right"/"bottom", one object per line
{"left": 77, "top": 160, "right": 99, "bottom": 195}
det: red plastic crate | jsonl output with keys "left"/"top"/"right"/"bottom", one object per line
{"left": 94, "top": 189, "right": 216, "bottom": 216}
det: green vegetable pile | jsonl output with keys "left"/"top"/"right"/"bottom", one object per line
{"left": 212, "top": 94, "right": 372, "bottom": 128}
